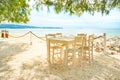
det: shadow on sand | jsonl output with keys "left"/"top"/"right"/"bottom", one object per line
{"left": 48, "top": 54, "right": 120, "bottom": 80}
{"left": 0, "top": 41, "right": 120, "bottom": 80}
{"left": 0, "top": 41, "right": 29, "bottom": 79}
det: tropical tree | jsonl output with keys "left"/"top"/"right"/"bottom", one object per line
{"left": 0, "top": 0, "right": 31, "bottom": 23}
{"left": 0, "top": 0, "right": 120, "bottom": 23}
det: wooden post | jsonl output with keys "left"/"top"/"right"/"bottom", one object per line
{"left": 30, "top": 31, "right": 32, "bottom": 45}
{"left": 47, "top": 38, "right": 51, "bottom": 79}
{"left": 1, "top": 30, "right": 5, "bottom": 38}
{"left": 104, "top": 33, "right": 106, "bottom": 54}
{"left": 47, "top": 38, "right": 51, "bottom": 65}
{"left": 5, "top": 31, "right": 9, "bottom": 38}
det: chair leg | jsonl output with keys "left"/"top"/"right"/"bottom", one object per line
{"left": 52, "top": 48, "right": 54, "bottom": 64}
{"left": 88, "top": 51, "right": 91, "bottom": 63}
{"left": 91, "top": 49, "right": 93, "bottom": 62}
{"left": 60, "top": 48, "right": 63, "bottom": 63}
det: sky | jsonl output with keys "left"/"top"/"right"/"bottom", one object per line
{"left": 26, "top": 7, "right": 120, "bottom": 29}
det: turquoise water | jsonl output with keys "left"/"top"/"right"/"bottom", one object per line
{"left": 0, "top": 28, "right": 120, "bottom": 38}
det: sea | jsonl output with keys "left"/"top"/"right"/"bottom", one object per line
{"left": 0, "top": 28, "right": 120, "bottom": 39}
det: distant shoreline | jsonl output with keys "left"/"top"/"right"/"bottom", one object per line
{"left": 0, "top": 24, "right": 63, "bottom": 29}
{"left": 0, "top": 27, "right": 63, "bottom": 29}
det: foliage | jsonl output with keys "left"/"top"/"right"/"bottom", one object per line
{"left": 0, "top": 0, "right": 31, "bottom": 23}
{"left": 34, "top": 0, "right": 120, "bottom": 16}
{"left": 0, "top": 0, "right": 120, "bottom": 23}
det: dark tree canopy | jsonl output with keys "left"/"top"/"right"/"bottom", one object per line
{"left": 0, "top": 0, "right": 120, "bottom": 23}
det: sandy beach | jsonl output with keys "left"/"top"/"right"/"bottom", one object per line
{"left": 0, "top": 33, "right": 120, "bottom": 80}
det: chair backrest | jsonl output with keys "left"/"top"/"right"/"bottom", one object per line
{"left": 46, "top": 33, "right": 56, "bottom": 39}
{"left": 74, "top": 35, "right": 86, "bottom": 48}
{"left": 88, "top": 34, "right": 94, "bottom": 48}
{"left": 55, "top": 33, "right": 62, "bottom": 38}
{"left": 77, "top": 33, "right": 86, "bottom": 37}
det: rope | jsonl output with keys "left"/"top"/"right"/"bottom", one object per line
{"left": 94, "top": 36, "right": 104, "bottom": 40}
{"left": 9, "top": 31, "right": 30, "bottom": 38}
{"left": 30, "top": 32, "right": 46, "bottom": 41}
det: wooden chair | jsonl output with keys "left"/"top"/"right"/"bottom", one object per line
{"left": 51, "top": 40, "right": 63, "bottom": 64}
{"left": 66, "top": 41, "right": 75, "bottom": 65}
{"left": 74, "top": 34, "right": 87, "bottom": 65}
{"left": 84, "top": 34, "right": 94, "bottom": 63}
{"left": 46, "top": 33, "right": 63, "bottom": 64}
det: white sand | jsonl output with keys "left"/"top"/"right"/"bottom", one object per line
{"left": 0, "top": 34, "right": 120, "bottom": 80}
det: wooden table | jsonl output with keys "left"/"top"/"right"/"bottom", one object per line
{"left": 46, "top": 37, "right": 75, "bottom": 66}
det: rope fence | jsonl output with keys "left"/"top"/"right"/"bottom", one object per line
{"left": 9, "top": 31, "right": 30, "bottom": 38}
{"left": 0, "top": 30, "right": 46, "bottom": 45}
{"left": 7, "top": 31, "right": 46, "bottom": 41}
{"left": 30, "top": 31, "right": 46, "bottom": 41}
